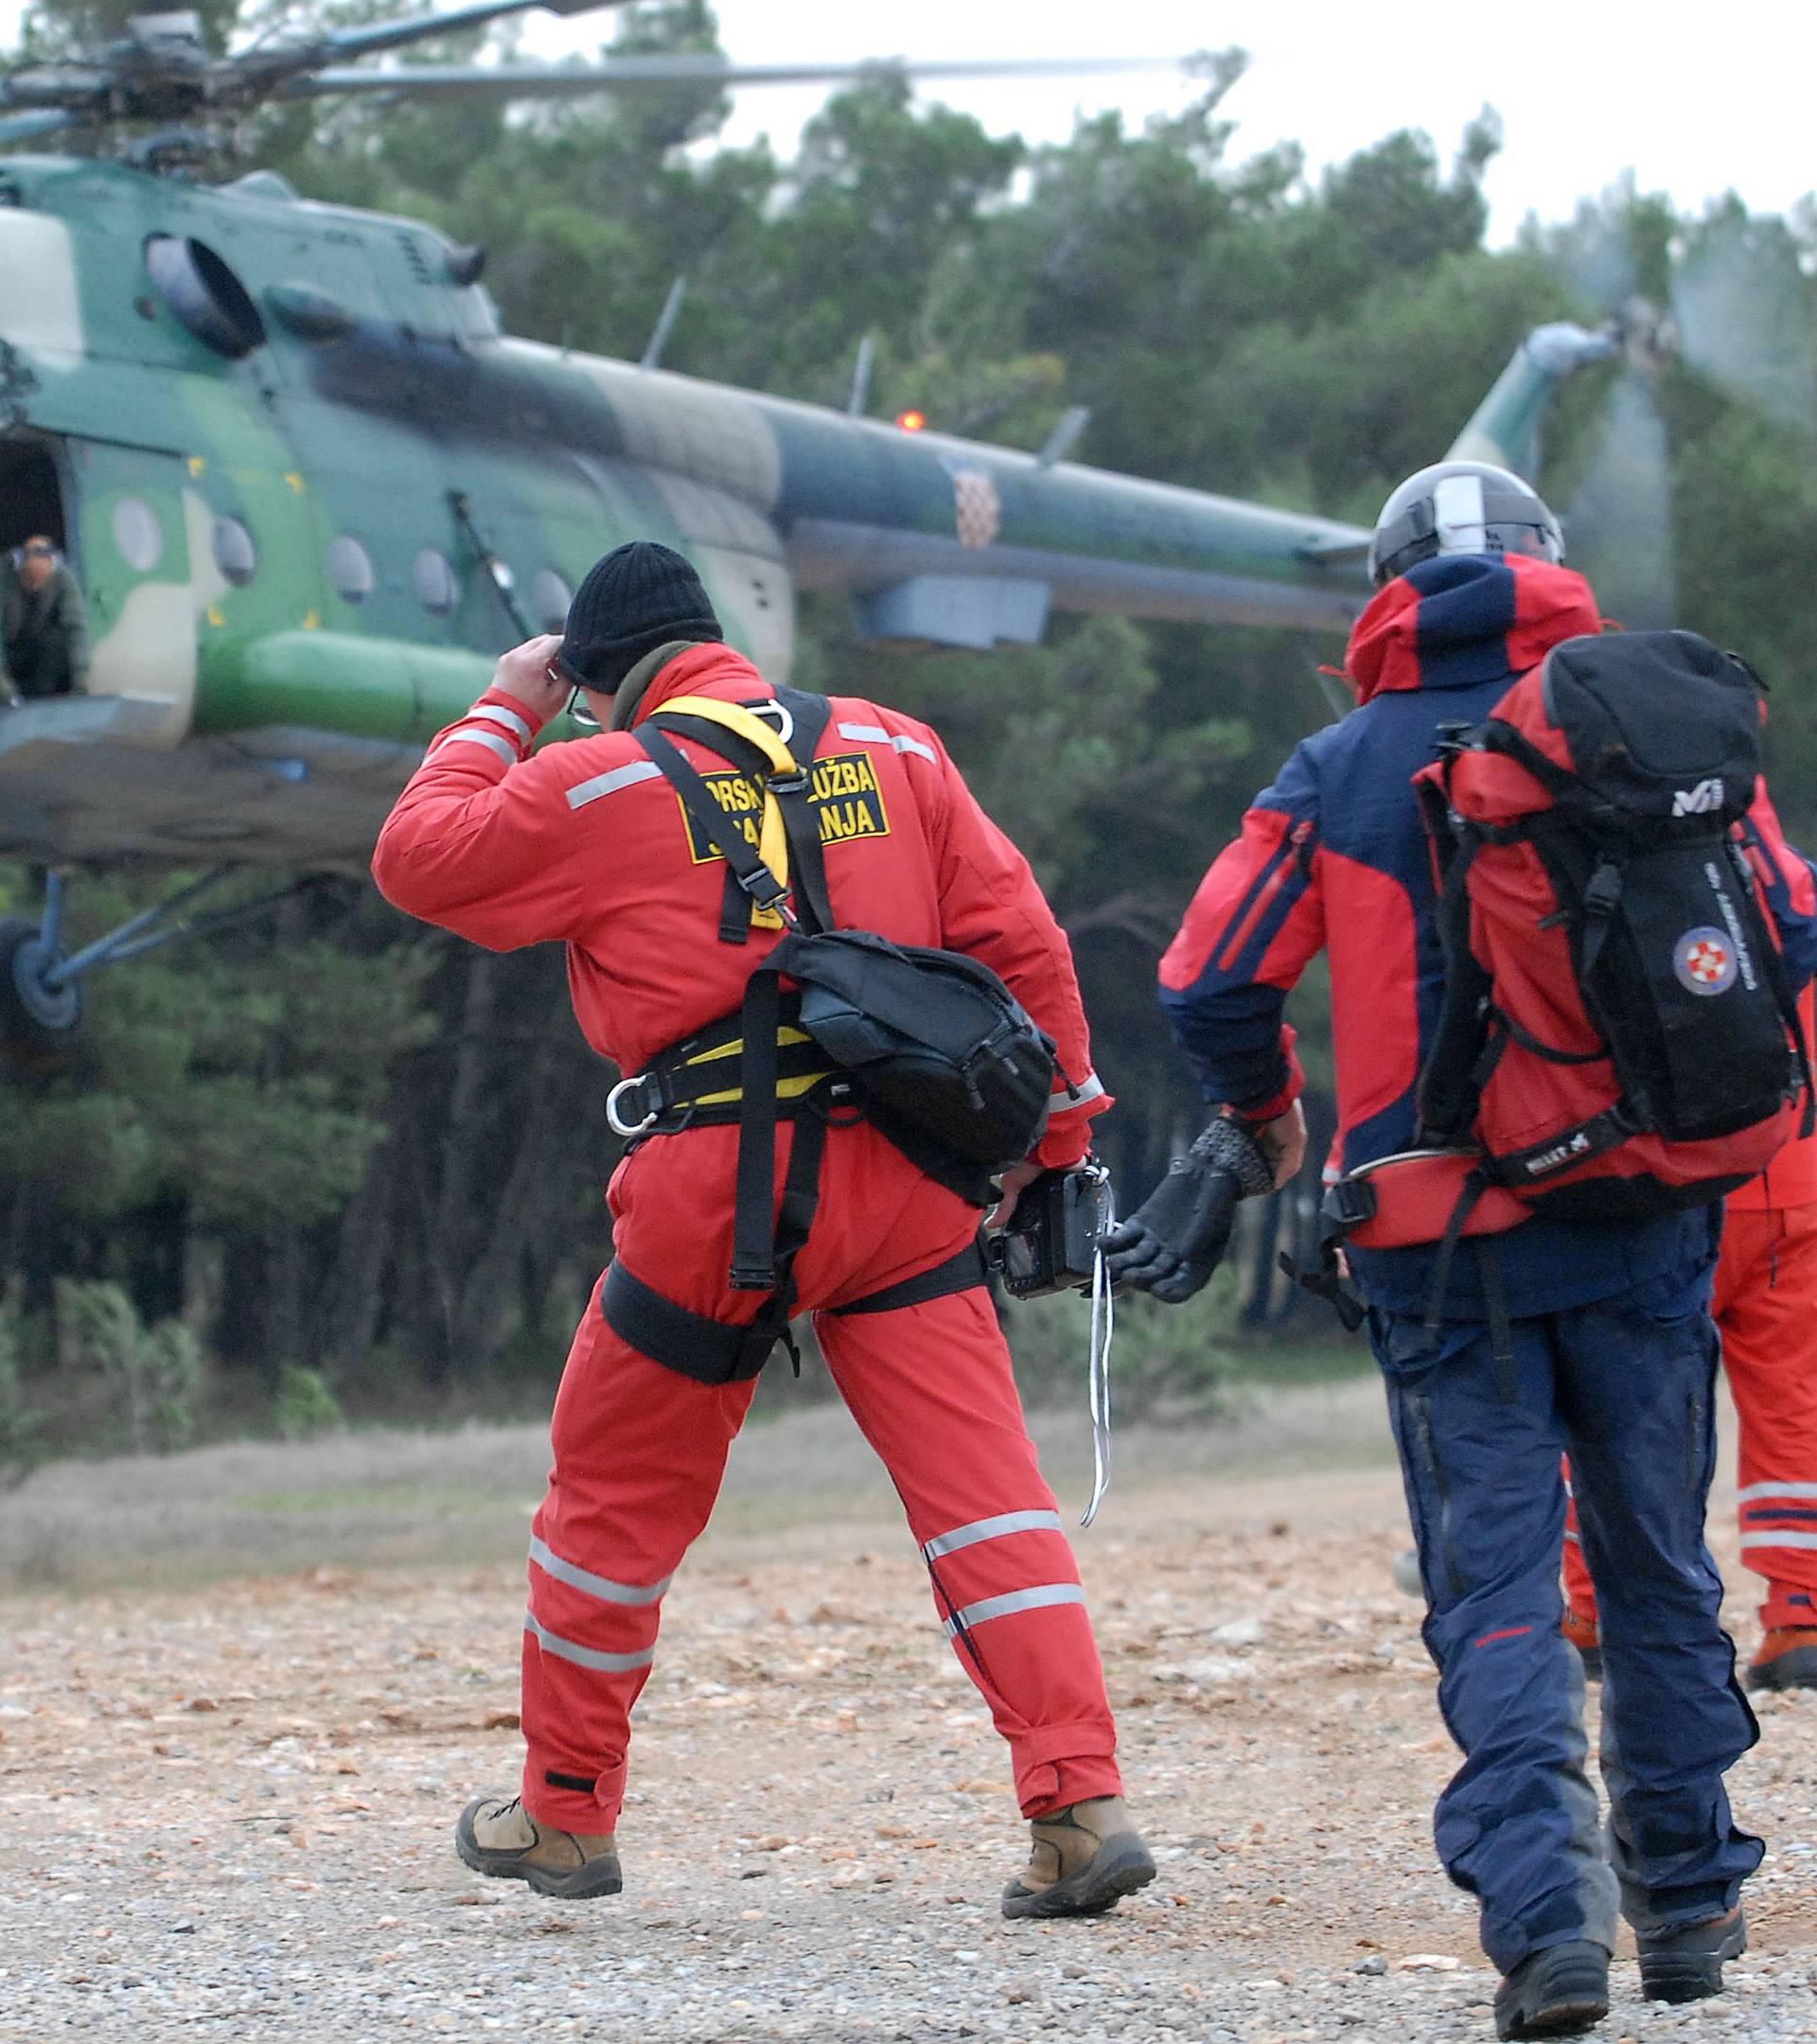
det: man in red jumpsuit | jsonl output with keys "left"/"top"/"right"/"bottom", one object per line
{"left": 372, "top": 541, "right": 1154, "bottom": 1916}
{"left": 1564, "top": 989, "right": 1817, "bottom": 1692}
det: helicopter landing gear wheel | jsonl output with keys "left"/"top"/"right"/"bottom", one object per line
{"left": 0, "top": 915, "right": 82, "bottom": 1073}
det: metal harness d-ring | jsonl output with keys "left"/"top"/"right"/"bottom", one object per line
{"left": 607, "top": 1074, "right": 660, "bottom": 1139}
{"left": 746, "top": 697, "right": 796, "bottom": 747}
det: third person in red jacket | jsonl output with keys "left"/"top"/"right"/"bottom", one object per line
{"left": 1565, "top": 991, "right": 1817, "bottom": 1690}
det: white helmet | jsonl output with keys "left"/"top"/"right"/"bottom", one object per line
{"left": 1367, "top": 460, "right": 1564, "bottom": 589}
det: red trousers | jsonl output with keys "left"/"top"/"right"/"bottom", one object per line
{"left": 1565, "top": 1201, "right": 1817, "bottom": 1631}
{"left": 519, "top": 1120, "right": 1123, "bottom": 1834}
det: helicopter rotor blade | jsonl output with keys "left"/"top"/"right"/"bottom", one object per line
{"left": 0, "top": 106, "right": 79, "bottom": 146}
{"left": 1554, "top": 205, "right": 1640, "bottom": 322}
{"left": 1669, "top": 213, "right": 1817, "bottom": 437}
{"left": 279, "top": 50, "right": 1186, "bottom": 105}
{"left": 1562, "top": 368, "right": 1678, "bottom": 629}
{"left": 315, "top": 0, "right": 633, "bottom": 65}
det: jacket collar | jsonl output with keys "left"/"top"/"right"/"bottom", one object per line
{"left": 626, "top": 641, "right": 771, "bottom": 725}
{"left": 1343, "top": 554, "right": 1603, "bottom": 704}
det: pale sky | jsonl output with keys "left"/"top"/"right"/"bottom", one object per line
{"left": 5, "top": 0, "right": 1814, "bottom": 244}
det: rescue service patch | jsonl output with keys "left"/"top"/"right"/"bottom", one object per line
{"left": 1673, "top": 926, "right": 1738, "bottom": 996}
{"left": 677, "top": 751, "right": 891, "bottom": 864}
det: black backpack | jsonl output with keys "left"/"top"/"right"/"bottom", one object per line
{"left": 1412, "top": 630, "right": 1810, "bottom": 1221}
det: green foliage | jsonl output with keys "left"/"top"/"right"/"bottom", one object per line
{"left": 138, "top": 1321, "right": 205, "bottom": 1454}
{"left": 0, "top": 1298, "right": 43, "bottom": 1484}
{"left": 8, "top": 0, "right": 1817, "bottom": 1439}
{"left": 54, "top": 1277, "right": 139, "bottom": 1378}
{"left": 55, "top": 1279, "right": 203, "bottom": 1453}
{"left": 1005, "top": 1267, "right": 1237, "bottom": 1421}
{"left": 21, "top": 0, "right": 239, "bottom": 60}
{"left": 273, "top": 1365, "right": 344, "bottom": 1441}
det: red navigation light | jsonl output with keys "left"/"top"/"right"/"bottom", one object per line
{"left": 896, "top": 409, "right": 926, "bottom": 433}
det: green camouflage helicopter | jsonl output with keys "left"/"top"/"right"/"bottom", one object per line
{"left": 0, "top": 0, "right": 1618, "bottom": 1058}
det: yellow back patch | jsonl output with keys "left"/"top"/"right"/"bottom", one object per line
{"left": 677, "top": 750, "right": 891, "bottom": 865}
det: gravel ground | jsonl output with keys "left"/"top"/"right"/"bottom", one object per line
{"left": 3, "top": 1387, "right": 1816, "bottom": 2043}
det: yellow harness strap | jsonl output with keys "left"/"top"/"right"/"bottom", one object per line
{"left": 657, "top": 695, "right": 804, "bottom": 929}
{"left": 680, "top": 1024, "right": 827, "bottom": 1107}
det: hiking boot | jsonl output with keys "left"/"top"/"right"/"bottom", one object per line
{"left": 1745, "top": 1628, "right": 1817, "bottom": 1692}
{"left": 1638, "top": 1906, "right": 1745, "bottom": 2003}
{"left": 1562, "top": 1609, "right": 1603, "bottom": 1685}
{"left": 454, "top": 1793, "right": 623, "bottom": 1900}
{"left": 1492, "top": 1939, "right": 1611, "bottom": 2040}
{"left": 1000, "top": 1796, "right": 1156, "bottom": 1920}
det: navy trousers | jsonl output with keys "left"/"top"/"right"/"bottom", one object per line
{"left": 1372, "top": 1257, "right": 1763, "bottom": 1974}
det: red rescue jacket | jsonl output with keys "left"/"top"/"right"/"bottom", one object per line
{"left": 1158, "top": 554, "right": 1817, "bottom": 1318}
{"left": 372, "top": 643, "right": 1107, "bottom": 1171}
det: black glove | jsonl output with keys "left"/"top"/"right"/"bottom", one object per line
{"left": 1100, "top": 1117, "right": 1275, "bottom": 1303}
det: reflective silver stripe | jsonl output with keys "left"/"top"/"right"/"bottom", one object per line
{"left": 471, "top": 702, "right": 532, "bottom": 744}
{"left": 1740, "top": 1530, "right": 1817, "bottom": 1550}
{"left": 1562, "top": 1527, "right": 1580, "bottom": 1545}
{"left": 1738, "top": 1481, "right": 1817, "bottom": 1503}
{"left": 1050, "top": 1073, "right": 1106, "bottom": 1114}
{"left": 1433, "top": 471, "right": 1489, "bottom": 555}
{"left": 437, "top": 728, "right": 517, "bottom": 766}
{"left": 528, "top": 1535, "right": 671, "bottom": 1606}
{"left": 567, "top": 759, "right": 662, "bottom": 809}
{"left": 922, "top": 1508, "right": 1064, "bottom": 1561}
{"left": 834, "top": 720, "right": 937, "bottom": 766}
{"left": 523, "top": 1611, "right": 656, "bottom": 1672}
{"left": 942, "top": 1582, "right": 1085, "bottom": 1637}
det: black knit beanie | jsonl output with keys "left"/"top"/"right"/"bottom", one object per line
{"left": 558, "top": 541, "right": 722, "bottom": 694}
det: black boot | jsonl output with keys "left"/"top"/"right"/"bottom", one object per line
{"left": 1492, "top": 1940, "right": 1611, "bottom": 2040}
{"left": 1637, "top": 1905, "right": 1745, "bottom": 2003}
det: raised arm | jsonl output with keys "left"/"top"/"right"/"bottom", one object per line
{"left": 372, "top": 637, "right": 584, "bottom": 951}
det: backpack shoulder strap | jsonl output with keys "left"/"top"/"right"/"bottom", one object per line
{"left": 1414, "top": 821, "right": 1498, "bottom": 1144}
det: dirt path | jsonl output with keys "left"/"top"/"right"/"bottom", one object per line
{"left": 3, "top": 1392, "right": 1815, "bottom": 2041}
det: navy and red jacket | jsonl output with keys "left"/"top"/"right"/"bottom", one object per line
{"left": 1158, "top": 553, "right": 1817, "bottom": 1320}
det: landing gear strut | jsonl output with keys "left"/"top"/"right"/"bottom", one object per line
{"left": 0, "top": 867, "right": 331, "bottom": 1072}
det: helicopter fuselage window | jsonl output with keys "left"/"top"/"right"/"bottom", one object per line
{"left": 213, "top": 517, "right": 256, "bottom": 588}
{"left": 113, "top": 498, "right": 164, "bottom": 575}
{"left": 143, "top": 237, "right": 267, "bottom": 361}
{"left": 328, "top": 536, "right": 375, "bottom": 605}
{"left": 414, "top": 549, "right": 458, "bottom": 618}
{"left": 532, "top": 569, "right": 573, "bottom": 633}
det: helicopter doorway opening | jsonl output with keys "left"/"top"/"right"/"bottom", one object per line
{"left": 0, "top": 434, "right": 82, "bottom": 709}
{"left": 0, "top": 437, "right": 69, "bottom": 562}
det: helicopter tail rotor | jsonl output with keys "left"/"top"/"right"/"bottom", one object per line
{"left": 1564, "top": 357, "right": 1678, "bottom": 628}
{"left": 1545, "top": 200, "right": 1817, "bottom": 629}
{"left": 1668, "top": 211, "right": 1817, "bottom": 438}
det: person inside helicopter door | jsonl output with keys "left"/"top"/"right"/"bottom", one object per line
{"left": 1, "top": 537, "right": 89, "bottom": 703}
